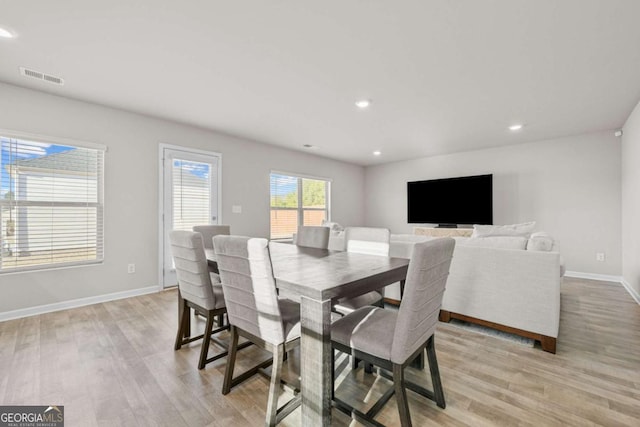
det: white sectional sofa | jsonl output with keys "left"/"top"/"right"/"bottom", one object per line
{"left": 328, "top": 228, "right": 562, "bottom": 353}
{"left": 442, "top": 236, "right": 561, "bottom": 353}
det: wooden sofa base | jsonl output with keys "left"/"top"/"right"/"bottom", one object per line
{"left": 439, "top": 310, "right": 557, "bottom": 354}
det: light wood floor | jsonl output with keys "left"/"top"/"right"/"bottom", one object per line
{"left": 1, "top": 277, "right": 639, "bottom": 426}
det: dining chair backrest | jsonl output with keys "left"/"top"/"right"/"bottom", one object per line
{"left": 192, "top": 225, "right": 231, "bottom": 250}
{"left": 391, "top": 238, "right": 455, "bottom": 364}
{"left": 170, "top": 230, "right": 217, "bottom": 310}
{"left": 214, "top": 235, "right": 286, "bottom": 346}
{"left": 296, "top": 226, "right": 330, "bottom": 249}
{"left": 345, "top": 227, "right": 390, "bottom": 256}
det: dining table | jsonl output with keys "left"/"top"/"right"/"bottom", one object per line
{"left": 208, "top": 241, "right": 409, "bottom": 426}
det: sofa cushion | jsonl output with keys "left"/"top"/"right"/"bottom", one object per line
{"left": 455, "top": 236, "right": 528, "bottom": 250}
{"left": 527, "top": 232, "right": 555, "bottom": 252}
{"left": 389, "top": 235, "right": 434, "bottom": 258}
{"left": 471, "top": 221, "right": 536, "bottom": 238}
{"left": 391, "top": 234, "right": 434, "bottom": 243}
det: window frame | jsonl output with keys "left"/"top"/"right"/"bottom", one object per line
{"left": 0, "top": 129, "right": 106, "bottom": 274}
{"left": 269, "top": 170, "right": 331, "bottom": 240}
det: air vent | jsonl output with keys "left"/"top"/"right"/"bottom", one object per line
{"left": 19, "top": 67, "right": 64, "bottom": 86}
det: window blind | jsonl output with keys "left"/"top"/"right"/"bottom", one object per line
{"left": 171, "top": 159, "right": 211, "bottom": 231}
{"left": 270, "top": 172, "right": 329, "bottom": 239}
{"left": 0, "top": 136, "right": 104, "bottom": 272}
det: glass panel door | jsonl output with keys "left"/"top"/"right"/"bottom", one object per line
{"left": 161, "top": 147, "right": 220, "bottom": 288}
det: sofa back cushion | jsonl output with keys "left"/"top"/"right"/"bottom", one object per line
{"left": 471, "top": 221, "right": 536, "bottom": 238}
{"left": 455, "top": 236, "right": 528, "bottom": 250}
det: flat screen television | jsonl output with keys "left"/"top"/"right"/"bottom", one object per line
{"left": 407, "top": 174, "right": 493, "bottom": 226}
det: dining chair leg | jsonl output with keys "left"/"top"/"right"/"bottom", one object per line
{"left": 198, "top": 310, "right": 215, "bottom": 370}
{"left": 393, "top": 363, "right": 412, "bottom": 427}
{"left": 174, "top": 296, "right": 189, "bottom": 350}
{"left": 351, "top": 356, "right": 360, "bottom": 370}
{"left": 266, "top": 343, "right": 285, "bottom": 427}
{"left": 179, "top": 291, "right": 192, "bottom": 340}
{"left": 410, "top": 350, "right": 425, "bottom": 370}
{"left": 364, "top": 361, "right": 373, "bottom": 374}
{"left": 426, "top": 336, "right": 446, "bottom": 408}
{"left": 373, "top": 296, "right": 385, "bottom": 308}
{"left": 222, "top": 326, "right": 239, "bottom": 395}
{"left": 331, "top": 348, "right": 336, "bottom": 400}
{"left": 351, "top": 356, "right": 374, "bottom": 374}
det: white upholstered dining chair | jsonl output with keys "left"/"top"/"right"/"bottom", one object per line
{"left": 170, "top": 230, "right": 232, "bottom": 370}
{"left": 295, "top": 225, "right": 330, "bottom": 249}
{"left": 331, "top": 238, "right": 455, "bottom": 426}
{"left": 333, "top": 227, "right": 390, "bottom": 314}
{"left": 214, "top": 235, "right": 301, "bottom": 427}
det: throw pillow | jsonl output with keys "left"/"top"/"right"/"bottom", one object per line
{"left": 471, "top": 221, "right": 536, "bottom": 238}
{"left": 321, "top": 220, "right": 344, "bottom": 232}
{"left": 526, "top": 232, "right": 555, "bottom": 252}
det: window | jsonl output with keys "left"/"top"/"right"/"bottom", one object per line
{"left": 171, "top": 158, "right": 214, "bottom": 231}
{"left": 0, "top": 133, "right": 104, "bottom": 272}
{"left": 270, "top": 172, "right": 330, "bottom": 239}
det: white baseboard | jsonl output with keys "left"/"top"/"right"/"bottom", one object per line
{"left": 621, "top": 278, "right": 640, "bottom": 305}
{"left": 0, "top": 286, "right": 159, "bottom": 322}
{"left": 564, "top": 271, "right": 623, "bottom": 283}
{"left": 565, "top": 271, "right": 639, "bottom": 305}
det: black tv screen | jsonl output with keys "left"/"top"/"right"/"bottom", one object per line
{"left": 407, "top": 174, "right": 493, "bottom": 225}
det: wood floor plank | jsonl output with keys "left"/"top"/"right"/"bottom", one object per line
{"left": 0, "top": 277, "right": 638, "bottom": 426}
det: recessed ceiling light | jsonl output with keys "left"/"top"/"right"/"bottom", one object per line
{"left": 355, "top": 99, "right": 371, "bottom": 109}
{"left": 373, "top": 151, "right": 381, "bottom": 156}
{"left": 509, "top": 124, "right": 524, "bottom": 131}
{"left": 0, "top": 27, "right": 15, "bottom": 39}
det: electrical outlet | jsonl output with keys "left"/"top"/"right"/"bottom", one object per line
{"left": 232, "top": 205, "right": 242, "bottom": 214}
{"left": 596, "top": 253, "right": 605, "bottom": 262}
{"left": 127, "top": 263, "right": 136, "bottom": 273}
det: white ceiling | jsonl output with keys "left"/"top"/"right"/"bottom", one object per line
{"left": 1, "top": 0, "right": 640, "bottom": 166}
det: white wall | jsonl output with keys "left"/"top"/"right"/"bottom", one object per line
{"left": 365, "top": 132, "right": 621, "bottom": 275}
{"left": 0, "top": 82, "right": 365, "bottom": 314}
{"left": 622, "top": 100, "right": 640, "bottom": 298}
